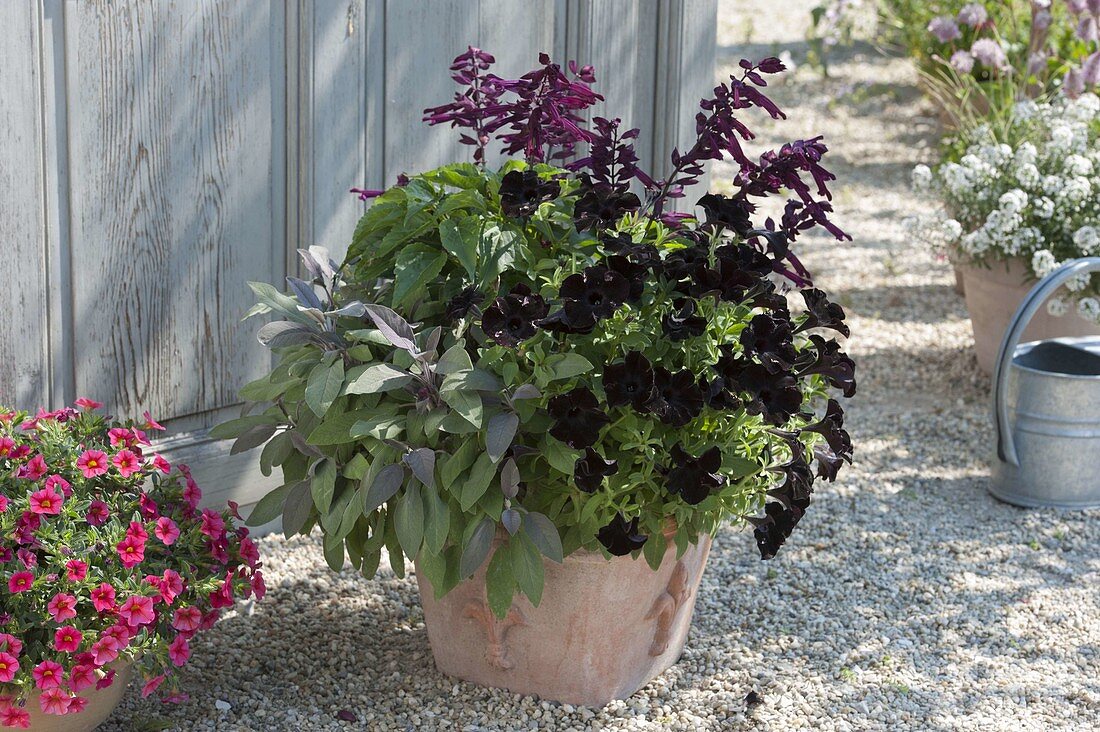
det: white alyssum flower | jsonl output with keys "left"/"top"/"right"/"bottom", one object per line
{"left": 1047, "top": 297, "right": 1069, "bottom": 317}
{"left": 912, "top": 95, "right": 1100, "bottom": 320}
{"left": 1078, "top": 297, "right": 1100, "bottom": 324}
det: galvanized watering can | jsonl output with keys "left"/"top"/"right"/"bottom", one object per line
{"left": 991, "top": 257, "right": 1100, "bottom": 508}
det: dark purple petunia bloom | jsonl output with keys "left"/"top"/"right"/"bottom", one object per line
{"left": 662, "top": 299, "right": 708, "bottom": 342}
{"left": 481, "top": 284, "right": 548, "bottom": 346}
{"left": 574, "top": 448, "right": 618, "bottom": 493}
{"left": 749, "top": 498, "right": 810, "bottom": 560}
{"left": 547, "top": 387, "right": 610, "bottom": 449}
{"left": 801, "top": 399, "right": 852, "bottom": 465}
{"left": 651, "top": 367, "right": 705, "bottom": 427}
{"left": 605, "top": 255, "right": 647, "bottom": 303}
{"left": 739, "top": 313, "right": 798, "bottom": 371}
{"left": 699, "top": 375, "right": 741, "bottom": 411}
{"left": 697, "top": 192, "right": 754, "bottom": 235}
{"left": 795, "top": 334, "right": 856, "bottom": 398}
{"left": 665, "top": 444, "right": 725, "bottom": 505}
{"left": 573, "top": 181, "right": 642, "bottom": 233}
{"left": 597, "top": 513, "right": 648, "bottom": 556}
{"left": 498, "top": 169, "right": 560, "bottom": 218}
{"left": 795, "top": 288, "right": 850, "bottom": 338}
{"left": 723, "top": 359, "right": 803, "bottom": 426}
{"left": 602, "top": 351, "right": 656, "bottom": 410}
{"left": 444, "top": 286, "right": 484, "bottom": 322}
{"left": 538, "top": 266, "right": 629, "bottom": 335}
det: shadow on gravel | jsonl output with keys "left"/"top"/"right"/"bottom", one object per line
{"left": 841, "top": 283, "right": 968, "bottom": 324}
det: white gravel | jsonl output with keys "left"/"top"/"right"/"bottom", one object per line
{"left": 102, "top": 3, "right": 1100, "bottom": 730}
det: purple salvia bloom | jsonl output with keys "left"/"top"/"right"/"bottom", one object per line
{"left": 422, "top": 46, "right": 505, "bottom": 164}
{"left": 350, "top": 187, "right": 383, "bottom": 201}
{"left": 568, "top": 117, "right": 655, "bottom": 191}
{"left": 928, "top": 16, "right": 962, "bottom": 43}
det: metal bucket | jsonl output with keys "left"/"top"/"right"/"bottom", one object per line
{"left": 991, "top": 257, "right": 1100, "bottom": 508}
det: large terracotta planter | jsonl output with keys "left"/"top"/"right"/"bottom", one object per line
{"left": 18, "top": 663, "right": 131, "bottom": 731}
{"left": 959, "top": 258, "right": 1100, "bottom": 373}
{"left": 416, "top": 534, "right": 712, "bottom": 706}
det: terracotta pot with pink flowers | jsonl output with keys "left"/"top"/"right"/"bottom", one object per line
{"left": 0, "top": 401, "right": 265, "bottom": 730}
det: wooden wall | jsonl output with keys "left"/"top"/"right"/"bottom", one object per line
{"left": 0, "top": 0, "right": 717, "bottom": 516}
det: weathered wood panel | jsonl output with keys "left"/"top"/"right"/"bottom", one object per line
{"left": 64, "top": 0, "right": 286, "bottom": 421}
{"left": 0, "top": 4, "right": 49, "bottom": 408}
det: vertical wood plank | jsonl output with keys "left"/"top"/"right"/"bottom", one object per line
{"left": 305, "top": 0, "right": 368, "bottom": 262}
{"left": 383, "top": 0, "right": 479, "bottom": 182}
{"left": 0, "top": 3, "right": 49, "bottom": 408}
{"left": 64, "top": 0, "right": 286, "bottom": 421}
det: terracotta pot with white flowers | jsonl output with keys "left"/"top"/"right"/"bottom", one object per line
{"left": 223, "top": 48, "right": 855, "bottom": 706}
{"left": 912, "top": 94, "right": 1100, "bottom": 373}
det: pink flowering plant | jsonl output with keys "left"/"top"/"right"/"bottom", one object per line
{"left": 0, "top": 402, "right": 264, "bottom": 728}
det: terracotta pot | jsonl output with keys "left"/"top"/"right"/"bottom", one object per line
{"left": 19, "top": 664, "right": 131, "bottom": 731}
{"left": 416, "top": 534, "right": 712, "bottom": 706}
{"left": 959, "top": 258, "right": 1100, "bottom": 373}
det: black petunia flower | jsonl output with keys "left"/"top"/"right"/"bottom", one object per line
{"left": 748, "top": 498, "right": 810, "bottom": 560}
{"left": 601, "top": 232, "right": 661, "bottom": 268}
{"left": 547, "top": 387, "right": 610, "bottom": 449}
{"left": 767, "top": 451, "right": 815, "bottom": 505}
{"left": 665, "top": 444, "right": 724, "bottom": 505}
{"left": 444, "top": 286, "right": 484, "bottom": 322}
{"left": 699, "top": 375, "right": 740, "bottom": 411}
{"left": 662, "top": 299, "right": 708, "bottom": 341}
{"left": 573, "top": 182, "right": 641, "bottom": 232}
{"left": 796, "top": 288, "right": 850, "bottom": 337}
{"left": 499, "top": 170, "right": 560, "bottom": 218}
{"left": 538, "top": 266, "right": 629, "bottom": 335}
{"left": 602, "top": 351, "right": 656, "bottom": 411}
{"left": 802, "top": 399, "right": 852, "bottom": 465}
{"left": 734, "top": 362, "right": 804, "bottom": 426}
{"left": 651, "top": 367, "right": 704, "bottom": 427}
{"left": 574, "top": 448, "right": 618, "bottom": 493}
{"left": 795, "top": 334, "right": 856, "bottom": 398}
{"left": 596, "top": 513, "right": 648, "bottom": 556}
{"left": 697, "top": 192, "right": 755, "bottom": 235}
{"left": 814, "top": 443, "right": 845, "bottom": 482}
{"left": 739, "top": 313, "right": 798, "bottom": 371}
{"left": 606, "top": 255, "right": 646, "bottom": 303}
{"left": 480, "top": 284, "right": 548, "bottom": 347}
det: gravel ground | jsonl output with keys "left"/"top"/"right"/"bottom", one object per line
{"left": 102, "top": 3, "right": 1100, "bottom": 730}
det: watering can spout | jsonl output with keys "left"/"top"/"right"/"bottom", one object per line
{"left": 990, "top": 257, "right": 1100, "bottom": 507}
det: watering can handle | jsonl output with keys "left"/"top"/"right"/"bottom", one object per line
{"left": 995, "top": 257, "right": 1100, "bottom": 466}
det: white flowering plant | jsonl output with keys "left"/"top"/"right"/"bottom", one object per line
{"left": 910, "top": 93, "right": 1100, "bottom": 322}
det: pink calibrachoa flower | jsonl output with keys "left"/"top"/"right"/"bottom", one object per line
{"left": 96, "top": 668, "right": 117, "bottom": 691}
{"left": 126, "top": 520, "right": 149, "bottom": 542}
{"left": 73, "top": 397, "right": 102, "bottom": 410}
{"left": 141, "top": 674, "right": 166, "bottom": 698}
{"left": 16, "top": 453, "right": 48, "bottom": 481}
{"left": 199, "top": 509, "right": 225, "bottom": 539}
{"left": 44, "top": 474, "right": 72, "bottom": 498}
{"left": 138, "top": 493, "right": 159, "bottom": 519}
{"left": 118, "top": 595, "right": 156, "bottom": 627}
{"left": 0, "top": 635, "right": 22, "bottom": 656}
{"left": 0, "top": 494, "right": 7, "bottom": 513}
{"left": 0, "top": 436, "right": 14, "bottom": 457}
{"left": 75, "top": 449, "right": 109, "bottom": 478}
{"left": 152, "top": 454, "right": 171, "bottom": 473}
{"left": 90, "top": 583, "right": 116, "bottom": 612}
{"left": 0, "top": 652, "right": 19, "bottom": 683}
{"left": 7, "top": 571, "right": 33, "bottom": 593}
{"left": 85, "top": 499, "right": 110, "bottom": 525}
{"left": 172, "top": 606, "right": 202, "bottom": 633}
{"left": 47, "top": 593, "right": 78, "bottom": 622}
{"left": 0, "top": 706, "right": 29, "bottom": 729}
{"left": 251, "top": 570, "right": 267, "bottom": 601}
{"left": 28, "top": 485, "right": 63, "bottom": 515}
{"left": 53, "top": 626, "right": 83, "bottom": 653}
{"left": 32, "top": 660, "right": 64, "bottom": 690}
{"left": 89, "top": 637, "right": 120, "bottom": 667}
{"left": 155, "top": 516, "right": 180, "bottom": 545}
{"left": 38, "top": 687, "right": 72, "bottom": 715}
{"left": 68, "top": 664, "right": 96, "bottom": 693}
{"left": 67, "top": 695, "right": 88, "bottom": 715}
{"left": 167, "top": 635, "right": 190, "bottom": 667}
{"left": 158, "top": 569, "right": 184, "bottom": 604}
{"left": 116, "top": 535, "right": 146, "bottom": 568}
{"left": 65, "top": 559, "right": 88, "bottom": 582}
{"left": 107, "top": 427, "right": 135, "bottom": 447}
{"left": 143, "top": 411, "right": 166, "bottom": 431}
{"left": 239, "top": 536, "right": 260, "bottom": 568}
{"left": 112, "top": 449, "right": 142, "bottom": 478}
